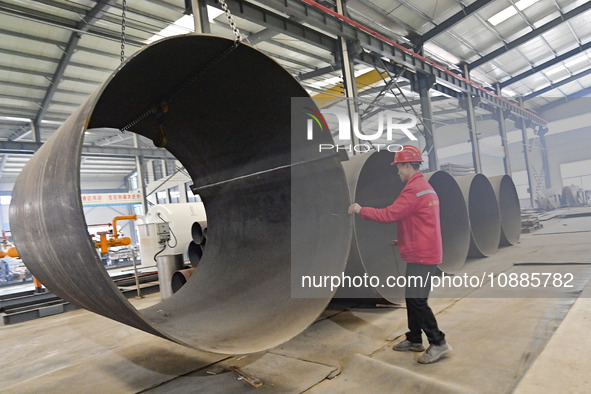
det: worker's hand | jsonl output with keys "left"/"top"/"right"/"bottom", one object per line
{"left": 348, "top": 203, "right": 362, "bottom": 215}
{"left": 391, "top": 240, "right": 398, "bottom": 246}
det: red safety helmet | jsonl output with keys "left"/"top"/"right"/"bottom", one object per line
{"left": 391, "top": 145, "right": 423, "bottom": 165}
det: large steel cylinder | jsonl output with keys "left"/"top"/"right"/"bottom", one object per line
{"left": 9, "top": 35, "right": 352, "bottom": 354}
{"left": 340, "top": 151, "right": 406, "bottom": 301}
{"left": 489, "top": 175, "right": 521, "bottom": 246}
{"left": 455, "top": 174, "right": 501, "bottom": 258}
{"left": 424, "top": 171, "right": 470, "bottom": 273}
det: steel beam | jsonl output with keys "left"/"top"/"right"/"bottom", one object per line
{"left": 469, "top": 1, "right": 591, "bottom": 70}
{"left": 0, "top": 47, "right": 115, "bottom": 74}
{"left": 298, "top": 64, "right": 340, "bottom": 81}
{"left": 0, "top": 65, "right": 101, "bottom": 86}
{"left": 525, "top": 67, "right": 591, "bottom": 99}
{"left": 496, "top": 83, "right": 512, "bottom": 176}
{"left": 415, "top": 0, "right": 494, "bottom": 46}
{"left": 34, "top": 0, "right": 116, "bottom": 125}
{"left": 206, "top": 0, "right": 336, "bottom": 53}
{"left": 0, "top": 1, "right": 146, "bottom": 46}
{"left": 500, "top": 40, "right": 591, "bottom": 89}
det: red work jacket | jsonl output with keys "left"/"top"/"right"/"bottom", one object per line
{"left": 359, "top": 172, "right": 443, "bottom": 265}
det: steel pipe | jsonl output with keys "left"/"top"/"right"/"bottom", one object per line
{"left": 340, "top": 151, "right": 406, "bottom": 301}
{"left": 171, "top": 267, "right": 196, "bottom": 294}
{"left": 188, "top": 241, "right": 203, "bottom": 267}
{"left": 157, "top": 254, "right": 185, "bottom": 300}
{"left": 9, "top": 35, "right": 352, "bottom": 354}
{"left": 489, "top": 175, "right": 521, "bottom": 246}
{"left": 424, "top": 171, "right": 470, "bottom": 273}
{"left": 191, "top": 222, "right": 204, "bottom": 245}
{"left": 455, "top": 174, "right": 501, "bottom": 257}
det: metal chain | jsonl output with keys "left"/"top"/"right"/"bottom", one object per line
{"left": 218, "top": 0, "right": 242, "bottom": 43}
{"left": 120, "top": 0, "right": 127, "bottom": 63}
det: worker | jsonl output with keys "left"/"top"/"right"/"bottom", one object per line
{"left": 348, "top": 145, "right": 451, "bottom": 364}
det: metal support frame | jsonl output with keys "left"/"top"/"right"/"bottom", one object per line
{"left": 463, "top": 64, "right": 482, "bottom": 174}
{"left": 518, "top": 97, "right": 535, "bottom": 209}
{"left": 261, "top": 0, "right": 546, "bottom": 127}
{"left": 495, "top": 83, "right": 512, "bottom": 176}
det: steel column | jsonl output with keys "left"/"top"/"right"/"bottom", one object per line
{"left": 336, "top": 0, "right": 361, "bottom": 153}
{"left": 414, "top": 72, "right": 437, "bottom": 171}
{"left": 518, "top": 97, "right": 535, "bottom": 209}
{"left": 495, "top": 83, "right": 512, "bottom": 176}
{"left": 463, "top": 63, "right": 482, "bottom": 173}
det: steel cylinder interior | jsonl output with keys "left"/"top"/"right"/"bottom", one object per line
{"left": 489, "top": 175, "right": 521, "bottom": 246}
{"left": 456, "top": 174, "right": 501, "bottom": 258}
{"left": 424, "top": 171, "right": 470, "bottom": 273}
{"left": 191, "top": 222, "right": 204, "bottom": 245}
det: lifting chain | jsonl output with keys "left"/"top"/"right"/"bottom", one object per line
{"left": 218, "top": 0, "right": 242, "bottom": 44}
{"left": 120, "top": 0, "right": 127, "bottom": 63}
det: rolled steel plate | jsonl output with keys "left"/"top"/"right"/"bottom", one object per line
{"left": 489, "top": 175, "right": 521, "bottom": 246}
{"left": 340, "top": 151, "right": 406, "bottom": 301}
{"left": 424, "top": 171, "right": 470, "bottom": 273}
{"left": 10, "top": 35, "right": 352, "bottom": 354}
{"left": 455, "top": 174, "right": 501, "bottom": 258}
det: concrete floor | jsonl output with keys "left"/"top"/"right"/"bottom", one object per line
{"left": 1, "top": 212, "right": 590, "bottom": 393}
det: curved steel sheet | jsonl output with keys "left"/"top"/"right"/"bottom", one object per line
{"left": 340, "top": 151, "right": 406, "bottom": 301}
{"left": 424, "top": 171, "right": 470, "bottom": 273}
{"left": 489, "top": 175, "right": 521, "bottom": 246}
{"left": 455, "top": 174, "right": 501, "bottom": 258}
{"left": 9, "top": 35, "right": 352, "bottom": 354}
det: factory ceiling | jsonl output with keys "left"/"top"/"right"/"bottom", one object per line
{"left": 0, "top": 0, "right": 590, "bottom": 181}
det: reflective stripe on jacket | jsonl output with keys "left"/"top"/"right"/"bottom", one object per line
{"left": 359, "top": 172, "right": 443, "bottom": 265}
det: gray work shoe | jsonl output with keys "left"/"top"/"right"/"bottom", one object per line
{"left": 418, "top": 343, "right": 452, "bottom": 364}
{"left": 393, "top": 339, "right": 425, "bottom": 352}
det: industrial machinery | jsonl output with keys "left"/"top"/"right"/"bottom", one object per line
{"left": 92, "top": 214, "right": 136, "bottom": 254}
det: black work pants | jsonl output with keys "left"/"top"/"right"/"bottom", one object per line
{"left": 404, "top": 262, "right": 446, "bottom": 346}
